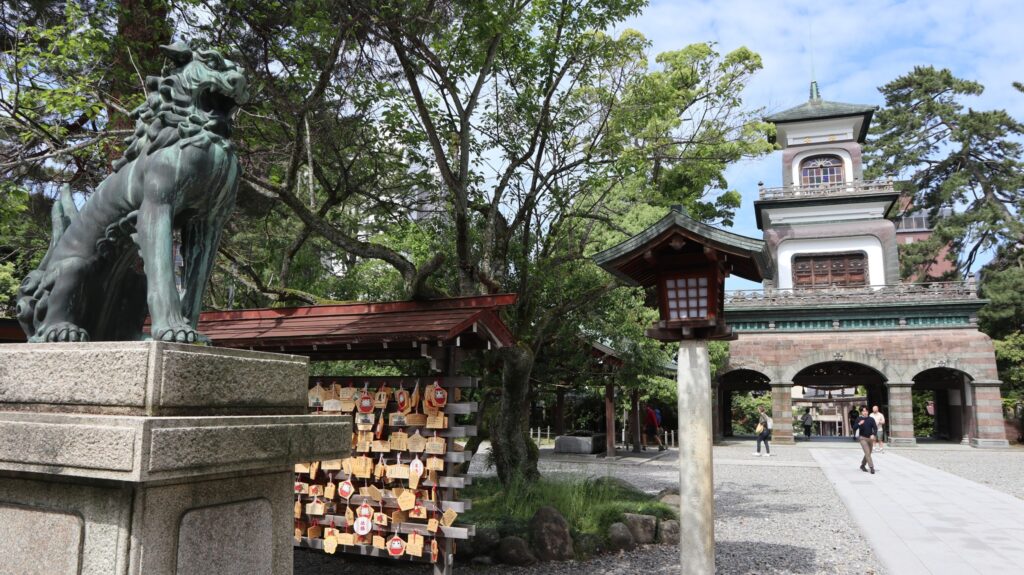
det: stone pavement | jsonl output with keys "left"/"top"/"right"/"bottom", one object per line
{"left": 811, "top": 447, "right": 1024, "bottom": 575}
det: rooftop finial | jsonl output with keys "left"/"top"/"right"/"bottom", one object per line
{"left": 810, "top": 80, "right": 821, "bottom": 101}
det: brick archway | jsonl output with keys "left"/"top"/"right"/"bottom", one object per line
{"left": 781, "top": 351, "right": 891, "bottom": 384}
{"left": 727, "top": 329, "right": 1007, "bottom": 447}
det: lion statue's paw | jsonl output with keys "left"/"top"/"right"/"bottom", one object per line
{"left": 37, "top": 322, "right": 91, "bottom": 342}
{"left": 152, "top": 323, "right": 203, "bottom": 344}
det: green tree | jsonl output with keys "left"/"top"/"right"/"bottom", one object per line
{"left": 866, "top": 67, "right": 1024, "bottom": 277}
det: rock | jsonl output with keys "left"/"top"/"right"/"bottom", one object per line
{"left": 573, "top": 532, "right": 604, "bottom": 558}
{"left": 621, "top": 513, "right": 657, "bottom": 545}
{"left": 496, "top": 536, "right": 537, "bottom": 566}
{"left": 657, "top": 487, "right": 681, "bottom": 507}
{"left": 528, "top": 506, "right": 575, "bottom": 561}
{"left": 657, "top": 519, "right": 680, "bottom": 544}
{"left": 607, "top": 522, "right": 636, "bottom": 552}
{"left": 592, "top": 476, "right": 636, "bottom": 492}
{"left": 472, "top": 526, "right": 501, "bottom": 558}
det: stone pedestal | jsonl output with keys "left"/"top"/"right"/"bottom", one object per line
{"left": 0, "top": 342, "right": 351, "bottom": 575}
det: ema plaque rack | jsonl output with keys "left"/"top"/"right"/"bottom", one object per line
{"left": 295, "top": 376, "right": 477, "bottom": 575}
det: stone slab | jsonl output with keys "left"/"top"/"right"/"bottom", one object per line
{"left": 0, "top": 411, "right": 351, "bottom": 482}
{"left": 134, "top": 470, "right": 293, "bottom": 575}
{"left": 0, "top": 475, "right": 132, "bottom": 574}
{"left": 177, "top": 499, "right": 274, "bottom": 575}
{"left": 0, "top": 341, "right": 308, "bottom": 415}
{"left": 0, "top": 503, "right": 84, "bottom": 575}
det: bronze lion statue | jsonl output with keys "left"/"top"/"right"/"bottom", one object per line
{"left": 16, "top": 42, "right": 248, "bottom": 343}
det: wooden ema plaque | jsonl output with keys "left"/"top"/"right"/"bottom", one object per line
{"left": 297, "top": 376, "right": 478, "bottom": 575}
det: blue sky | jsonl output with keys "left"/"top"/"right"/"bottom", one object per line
{"left": 618, "top": 0, "right": 1024, "bottom": 289}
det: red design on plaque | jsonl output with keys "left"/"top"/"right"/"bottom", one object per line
{"left": 387, "top": 535, "right": 406, "bottom": 556}
{"left": 431, "top": 385, "right": 448, "bottom": 407}
{"left": 357, "top": 502, "right": 374, "bottom": 518}
{"left": 338, "top": 480, "right": 354, "bottom": 499}
{"left": 395, "top": 389, "right": 410, "bottom": 412}
{"left": 357, "top": 389, "right": 374, "bottom": 413}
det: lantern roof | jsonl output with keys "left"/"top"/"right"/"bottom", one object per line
{"left": 593, "top": 208, "right": 772, "bottom": 285}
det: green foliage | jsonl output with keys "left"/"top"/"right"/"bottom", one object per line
{"left": 994, "top": 332, "right": 1024, "bottom": 401}
{"left": 730, "top": 392, "right": 771, "bottom": 435}
{"left": 912, "top": 391, "right": 935, "bottom": 437}
{"left": 462, "top": 476, "right": 675, "bottom": 543}
{"left": 979, "top": 263, "right": 1024, "bottom": 340}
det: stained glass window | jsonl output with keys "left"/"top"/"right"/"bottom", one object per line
{"left": 800, "top": 155, "right": 844, "bottom": 186}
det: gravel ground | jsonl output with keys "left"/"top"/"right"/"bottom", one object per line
{"left": 296, "top": 442, "right": 883, "bottom": 575}
{"left": 889, "top": 445, "right": 1024, "bottom": 501}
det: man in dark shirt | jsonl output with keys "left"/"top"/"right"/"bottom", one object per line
{"left": 854, "top": 407, "right": 878, "bottom": 474}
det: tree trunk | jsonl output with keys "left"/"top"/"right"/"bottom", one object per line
{"left": 631, "top": 388, "right": 642, "bottom": 453}
{"left": 489, "top": 345, "right": 539, "bottom": 485}
{"left": 553, "top": 388, "right": 566, "bottom": 436}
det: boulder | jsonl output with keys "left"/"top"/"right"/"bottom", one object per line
{"left": 496, "top": 536, "right": 537, "bottom": 566}
{"left": 529, "top": 506, "right": 575, "bottom": 561}
{"left": 622, "top": 513, "right": 657, "bottom": 544}
{"left": 475, "top": 526, "right": 501, "bottom": 556}
{"left": 607, "top": 522, "right": 635, "bottom": 552}
{"left": 657, "top": 519, "right": 680, "bottom": 544}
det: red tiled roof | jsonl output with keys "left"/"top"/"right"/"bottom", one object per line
{"left": 0, "top": 318, "right": 25, "bottom": 343}
{"left": 197, "top": 294, "right": 517, "bottom": 360}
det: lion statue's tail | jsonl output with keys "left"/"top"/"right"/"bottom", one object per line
{"left": 15, "top": 185, "right": 78, "bottom": 338}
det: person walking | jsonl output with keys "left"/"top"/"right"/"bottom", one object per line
{"left": 753, "top": 405, "right": 773, "bottom": 457}
{"left": 849, "top": 407, "right": 860, "bottom": 441}
{"left": 643, "top": 404, "right": 666, "bottom": 451}
{"left": 870, "top": 405, "right": 886, "bottom": 453}
{"left": 853, "top": 407, "right": 877, "bottom": 474}
{"left": 800, "top": 409, "right": 814, "bottom": 440}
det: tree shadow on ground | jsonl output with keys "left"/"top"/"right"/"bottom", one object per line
{"left": 715, "top": 540, "right": 819, "bottom": 574}
{"left": 714, "top": 480, "right": 809, "bottom": 519}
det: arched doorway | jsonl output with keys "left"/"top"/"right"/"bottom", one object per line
{"left": 717, "top": 369, "right": 771, "bottom": 438}
{"left": 792, "top": 361, "right": 888, "bottom": 439}
{"left": 912, "top": 368, "right": 973, "bottom": 442}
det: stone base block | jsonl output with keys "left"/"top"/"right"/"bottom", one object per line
{"left": 889, "top": 437, "right": 917, "bottom": 447}
{"left": 554, "top": 434, "right": 606, "bottom": 454}
{"left": 771, "top": 433, "right": 794, "bottom": 444}
{"left": 0, "top": 343, "right": 352, "bottom": 575}
{"left": 0, "top": 470, "right": 293, "bottom": 575}
{"left": 969, "top": 438, "right": 1010, "bottom": 448}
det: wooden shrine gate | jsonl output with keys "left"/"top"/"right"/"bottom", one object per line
{"left": 198, "top": 294, "right": 517, "bottom": 575}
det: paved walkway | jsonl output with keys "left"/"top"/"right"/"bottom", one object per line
{"left": 812, "top": 448, "right": 1024, "bottom": 575}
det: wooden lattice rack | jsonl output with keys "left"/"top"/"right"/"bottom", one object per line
{"left": 295, "top": 375, "right": 477, "bottom": 575}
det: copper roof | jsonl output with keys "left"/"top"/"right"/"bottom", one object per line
{"left": 197, "top": 294, "right": 517, "bottom": 360}
{"left": 593, "top": 208, "right": 772, "bottom": 285}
